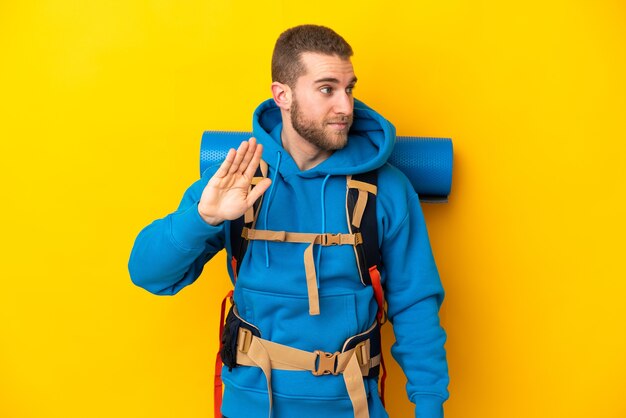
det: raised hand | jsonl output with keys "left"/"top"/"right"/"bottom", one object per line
{"left": 198, "top": 138, "right": 272, "bottom": 226}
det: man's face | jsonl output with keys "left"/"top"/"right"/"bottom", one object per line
{"left": 289, "top": 52, "right": 357, "bottom": 152}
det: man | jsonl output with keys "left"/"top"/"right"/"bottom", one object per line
{"left": 129, "top": 25, "right": 449, "bottom": 418}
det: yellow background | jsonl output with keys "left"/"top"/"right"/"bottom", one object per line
{"left": 1, "top": 1, "right": 625, "bottom": 417}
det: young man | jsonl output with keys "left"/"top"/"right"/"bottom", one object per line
{"left": 129, "top": 25, "right": 449, "bottom": 418}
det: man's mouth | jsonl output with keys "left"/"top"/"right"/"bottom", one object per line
{"left": 327, "top": 119, "right": 351, "bottom": 130}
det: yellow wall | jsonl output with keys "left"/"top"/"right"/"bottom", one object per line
{"left": 2, "top": 1, "right": 625, "bottom": 417}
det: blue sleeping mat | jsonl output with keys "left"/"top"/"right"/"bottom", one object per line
{"left": 200, "top": 131, "right": 453, "bottom": 203}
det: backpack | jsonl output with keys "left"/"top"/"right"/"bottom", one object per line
{"left": 214, "top": 163, "right": 388, "bottom": 418}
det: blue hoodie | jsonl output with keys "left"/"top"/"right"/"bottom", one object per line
{"left": 128, "top": 98, "right": 449, "bottom": 418}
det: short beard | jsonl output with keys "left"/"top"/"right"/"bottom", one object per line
{"left": 290, "top": 97, "right": 352, "bottom": 152}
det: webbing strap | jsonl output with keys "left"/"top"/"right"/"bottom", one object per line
{"left": 352, "top": 190, "right": 368, "bottom": 228}
{"left": 230, "top": 256, "right": 237, "bottom": 282}
{"left": 259, "top": 159, "right": 268, "bottom": 178}
{"left": 236, "top": 330, "right": 375, "bottom": 418}
{"left": 245, "top": 337, "right": 274, "bottom": 418}
{"left": 245, "top": 171, "right": 268, "bottom": 224}
{"left": 369, "top": 266, "right": 386, "bottom": 324}
{"left": 347, "top": 179, "right": 378, "bottom": 195}
{"left": 242, "top": 228, "right": 362, "bottom": 315}
{"left": 242, "top": 228, "right": 362, "bottom": 246}
{"left": 344, "top": 354, "right": 369, "bottom": 418}
{"left": 303, "top": 242, "right": 320, "bottom": 315}
{"left": 347, "top": 177, "right": 377, "bottom": 230}
{"left": 214, "top": 290, "right": 233, "bottom": 418}
{"left": 236, "top": 329, "right": 381, "bottom": 373}
{"left": 244, "top": 207, "right": 254, "bottom": 224}
{"left": 346, "top": 172, "right": 387, "bottom": 403}
{"left": 247, "top": 172, "right": 267, "bottom": 224}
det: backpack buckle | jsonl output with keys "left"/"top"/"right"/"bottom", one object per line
{"left": 354, "top": 341, "right": 369, "bottom": 367}
{"left": 322, "top": 233, "right": 342, "bottom": 246}
{"left": 237, "top": 328, "right": 253, "bottom": 354}
{"left": 312, "top": 350, "right": 340, "bottom": 376}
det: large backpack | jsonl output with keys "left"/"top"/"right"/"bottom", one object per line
{"left": 214, "top": 163, "right": 388, "bottom": 418}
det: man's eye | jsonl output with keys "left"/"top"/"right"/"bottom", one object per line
{"left": 320, "top": 86, "right": 332, "bottom": 94}
{"left": 346, "top": 86, "right": 354, "bottom": 94}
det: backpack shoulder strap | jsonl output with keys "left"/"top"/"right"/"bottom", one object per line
{"left": 347, "top": 170, "right": 388, "bottom": 405}
{"left": 346, "top": 170, "right": 387, "bottom": 323}
{"left": 229, "top": 160, "right": 267, "bottom": 282}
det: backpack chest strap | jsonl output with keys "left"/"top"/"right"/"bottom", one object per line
{"left": 241, "top": 227, "right": 363, "bottom": 316}
{"left": 242, "top": 227, "right": 362, "bottom": 246}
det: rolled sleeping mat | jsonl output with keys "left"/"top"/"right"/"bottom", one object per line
{"left": 201, "top": 131, "right": 453, "bottom": 203}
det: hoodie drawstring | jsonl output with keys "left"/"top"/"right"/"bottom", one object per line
{"left": 263, "top": 151, "right": 282, "bottom": 268}
{"left": 315, "top": 174, "right": 331, "bottom": 287}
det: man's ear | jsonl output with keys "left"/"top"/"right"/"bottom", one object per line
{"left": 271, "top": 81, "right": 292, "bottom": 110}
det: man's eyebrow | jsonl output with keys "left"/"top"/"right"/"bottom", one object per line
{"left": 314, "top": 77, "right": 358, "bottom": 84}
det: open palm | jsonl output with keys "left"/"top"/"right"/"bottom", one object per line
{"left": 198, "top": 138, "right": 271, "bottom": 226}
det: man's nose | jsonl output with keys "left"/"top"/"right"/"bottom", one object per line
{"left": 333, "top": 91, "right": 353, "bottom": 115}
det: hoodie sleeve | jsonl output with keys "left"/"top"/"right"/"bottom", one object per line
{"left": 128, "top": 168, "right": 225, "bottom": 295}
{"left": 379, "top": 167, "right": 449, "bottom": 418}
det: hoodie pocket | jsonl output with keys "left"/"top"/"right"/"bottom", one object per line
{"left": 241, "top": 287, "right": 358, "bottom": 351}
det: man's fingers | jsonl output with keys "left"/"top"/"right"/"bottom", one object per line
{"left": 243, "top": 142, "right": 265, "bottom": 179}
{"left": 214, "top": 148, "right": 236, "bottom": 177}
{"left": 238, "top": 137, "right": 257, "bottom": 174}
{"left": 246, "top": 178, "right": 272, "bottom": 207}
{"left": 228, "top": 141, "right": 250, "bottom": 174}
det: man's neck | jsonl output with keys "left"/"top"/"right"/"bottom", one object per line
{"left": 280, "top": 124, "right": 332, "bottom": 171}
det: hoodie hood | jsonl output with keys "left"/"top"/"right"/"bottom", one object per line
{"left": 252, "top": 98, "right": 396, "bottom": 177}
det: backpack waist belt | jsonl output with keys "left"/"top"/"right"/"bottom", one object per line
{"left": 233, "top": 320, "right": 380, "bottom": 418}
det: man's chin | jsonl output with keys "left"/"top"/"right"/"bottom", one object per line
{"left": 328, "top": 135, "right": 349, "bottom": 151}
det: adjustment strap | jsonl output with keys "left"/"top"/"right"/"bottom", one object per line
{"left": 369, "top": 266, "right": 387, "bottom": 324}
{"left": 259, "top": 159, "right": 268, "bottom": 177}
{"left": 244, "top": 207, "right": 254, "bottom": 224}
{"left": 243, "top": 159, "right": 269, "bottom": 225}
{"left": 303, "top": 241, "right": 320, "bottom": 315}
{"left": 242, "top": 228, "right": 362, "bottom": 246}
{"left": 347, "top": 179, "right": 378, "bottom": 195}
{"left": 244, "top": 179, "right": 264, "bottom": 224}
{"left": 352, "top": 190, "right": 368, "bottom": 228}
{"left": 346, "top": 178, "right": 378, "bottom": 231}
{"left": 244, "top": 336, "right": 274, "bottom": 418}
{"left": 344, "top": 354, "right": 369, "bottom": 418}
